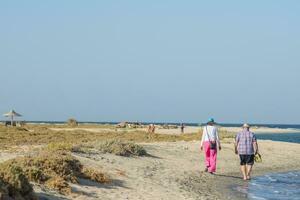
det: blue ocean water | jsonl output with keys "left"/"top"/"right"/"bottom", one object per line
{"left": 256, "top": 133, "right": 300, "bottom": 144}
{"left": 247, "top": 171, "right": 300, "bottom": 200}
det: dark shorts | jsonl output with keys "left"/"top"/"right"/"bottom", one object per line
{"left": 239, "top": 154, "right": 254, "bottom": 165}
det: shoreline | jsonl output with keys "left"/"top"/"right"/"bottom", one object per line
{"left": 210, "top": 139, "right": 300, "bottom": 200}
{"left": 221, "top": 168, "right": 300, "bottom": 200}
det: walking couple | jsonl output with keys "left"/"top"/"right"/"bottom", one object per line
{"left": 200, "top": 118, "right": 259, "bottom": 180}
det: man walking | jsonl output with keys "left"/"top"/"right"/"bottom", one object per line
{"left": 235, "top": 124, "right": 259, "bottom": 180}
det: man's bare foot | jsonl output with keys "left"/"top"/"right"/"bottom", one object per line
{"left": 247, "top": 175, "right": 251, "bottom": 180}
{"left": 243, "top": 177, "right": 247, "bottom": 181}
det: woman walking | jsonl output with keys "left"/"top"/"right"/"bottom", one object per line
{"left": 200, "top": 118, "right": 221, "bottom": 174}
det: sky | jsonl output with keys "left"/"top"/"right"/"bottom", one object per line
{"left": 0, "top": 1, "right": 299, "bottom": 124}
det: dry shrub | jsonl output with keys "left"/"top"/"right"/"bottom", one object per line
{"left": 0, "top": 151, "right": 80, "bottom": 195}
{"left": 15, "top": 127, "right": 29, "bottom": 132}
{"left": 0, "top": 163, "right": 37, "bottom": 200}
{"left": 67, "top": 118, "right": 78, "bottom": 127}
{"left": 0, "top": 124, "right": 235, "bottom": 151}
{"left": 92, "top": 139, "right": 147, "bottom": 157}
{"left": 0, "top": 151, "right": 110, "bottom": 195}
{"left": 18, "top": 151, "right": 81, "bottom": 184}
{"left": 80, "top": 167, "right": 111, "bottom": 184}
{"left": 45, "top": 177, "right": 71, "bottom": 194}
{"left": 46, "top": 142, "right": 75, "bottom": 152}
{"left": 45, "top": 142, "right": 88, "bottom": 154}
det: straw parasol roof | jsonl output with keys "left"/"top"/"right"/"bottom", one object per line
{"left": 3, "top": 110, "right": 22, "bottom": 125}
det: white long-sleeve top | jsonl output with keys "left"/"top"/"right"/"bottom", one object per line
{"left": 201, "top": 125, "right": 220, "bottom": 145}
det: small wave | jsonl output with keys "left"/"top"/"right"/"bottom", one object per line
{"left": 248, "top": 194, "right": 267, "bottom": 200}
{"left": 235, "top": 171, "right": 300, "bottom": 200}
{"left": 265, "top": 175, "right": 277, "bottom": 182}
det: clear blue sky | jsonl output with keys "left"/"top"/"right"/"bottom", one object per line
{"left": 0, "top": 1, "right": 299, "bottom": 124}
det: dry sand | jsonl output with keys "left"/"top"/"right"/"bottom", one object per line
{"left": 3, "top": 139, "right": 297, "bottom": 200}
{"left": 155, "top": 126, "right": 300, "bottom": 135}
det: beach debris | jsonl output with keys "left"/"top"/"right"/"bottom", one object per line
{"left": 116, "top": 122, "right": 128, "bottom": 128}
{"left": 116, "top": 122, "right": 143, "bottom": 128}
{"left": 161, "top": 124, "right": 178, "bottom": 129}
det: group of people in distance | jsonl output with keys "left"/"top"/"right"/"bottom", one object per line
{"left": 147, "top": 123, "right": 186, "bottom": 134}
{"left": 200, "top": 118, "right": 259, "bottom": 180}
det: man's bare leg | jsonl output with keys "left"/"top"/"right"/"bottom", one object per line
{"left": 240, "top": 165, "right": 247, "bottom": 180}
{"left": 246, "top": 165, "right": 253, "bottom": 180}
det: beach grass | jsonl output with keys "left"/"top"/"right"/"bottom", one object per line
{"left": 0, "top": 161, "right": 37, "bottom": 200}
{"left": 79, "top": 139, "right": 148, "bottom": 157}
{"left": 0, "top": 150, "right": 110, "bottom": 195}
{"left": 0, "top": 124, "right": 235, "bottom": 150}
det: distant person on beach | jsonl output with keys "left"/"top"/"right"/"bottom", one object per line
{"left": 235, "top": 124, "right": 259, "bottom": 181}
{"left": 147, "top": 124, "right": 152, "bottom": 133}
{"left": 151, "top": 124, "right": 155, "bottom": 133}
{"left": 180, "top": 123, "right": 185, "bottom": 134}
{"left": 148, "top": 124, "right": 155, "bottom": 139}
{"left": 148, "top": 124, "right": 155, "bottom": 133}
{"left": 200, "top": 118, "right": 221, "bottom": 174}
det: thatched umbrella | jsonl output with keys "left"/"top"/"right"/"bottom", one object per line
{"left": 3, "top": 110, "right": 22, "bottom": 126}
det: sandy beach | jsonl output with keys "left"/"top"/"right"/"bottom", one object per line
{"left": 50, "top": 125, "right": 300, "bottom": 135}
{"left": 156, "top": 126, "right": 300, "bottom": 135}
{"left": 63, "top": 140, "right": 300, "bottom": 200}
{"left": 0, "top": 125, "right": 300, "bottom": 200}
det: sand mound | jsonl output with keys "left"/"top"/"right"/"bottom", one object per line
{"left": 84, "top": 139, "right": 147, "bottom": 157}
{"left": 0, "top": 151, "right": 110, "bottom": 195}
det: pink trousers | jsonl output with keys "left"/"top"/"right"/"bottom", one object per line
{"left": 203, "top": 141, "right": 217, "bottom": 173}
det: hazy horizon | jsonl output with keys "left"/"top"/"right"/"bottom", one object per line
{"left": 1, "top": 1, "right": 300, "bottom": 124}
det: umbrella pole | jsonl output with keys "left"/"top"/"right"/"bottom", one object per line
{"left": 11, "top": 115, "right": 13, "bottom": 126}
